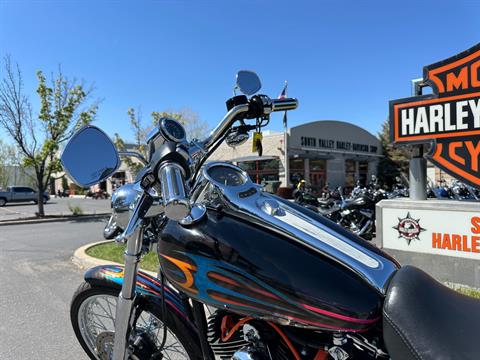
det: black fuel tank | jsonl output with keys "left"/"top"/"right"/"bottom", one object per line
{"left": 158, "top": 208, "right": 394, "bottom": 332}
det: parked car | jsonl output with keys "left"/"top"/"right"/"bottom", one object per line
{"left": 0, "top": 186, "right": 50, "bottom": 206}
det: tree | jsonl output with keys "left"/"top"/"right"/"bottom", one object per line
{"left": 114, "top": 107, "right": 207, "bottom": 178}
{"left": 152, "top": 108, "right": 208, "bottom": 141}
{"left": 0, "top": 139, "right": 19, "bottom": 189}
{"left": 0, "top": 56, "right": 98, "bottom": 216}
{"left": 377, "top": 118, "right": 411, "bottom": 187}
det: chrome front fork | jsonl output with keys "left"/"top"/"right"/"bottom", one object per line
{"left": 112, "top": 192, "right": 151, "bottom": 360}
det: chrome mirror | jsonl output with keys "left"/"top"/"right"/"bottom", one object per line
{"left": 236, "top": 70, "right": 261, "bottom": 95}
{"left": 226, "top": 127, "right": 250, "bottom": 147}
{"left": 61, "top": 125, "right": 120, "bottom": 187}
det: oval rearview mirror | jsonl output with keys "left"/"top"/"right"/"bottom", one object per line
{"left": 61, "top": 126, "right": 120, "bottom": 187}
{"left": 236, "top": 70, "right": 261, "bottom": 95}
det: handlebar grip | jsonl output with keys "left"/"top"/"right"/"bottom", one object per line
{"left": 271, "top": 98, "right": 298, "bottom": 112}
{"left": 158, "top": 162, "right": 191, "bottom": 221}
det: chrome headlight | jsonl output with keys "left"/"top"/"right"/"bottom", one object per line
{"left": 111, "top": 183, "right": 142, "bottom": 230}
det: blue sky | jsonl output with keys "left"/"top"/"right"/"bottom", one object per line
{"left": 1, "top": 0, "right": 479, "bottom": 143}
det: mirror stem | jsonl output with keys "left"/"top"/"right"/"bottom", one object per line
{"left": 118, "top": 151, "right": 148, "bottom": 166}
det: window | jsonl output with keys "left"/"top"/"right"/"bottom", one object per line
{"left": 309, "top": 159, "right": 327, "bottom": 191}
{"left": 289, "top": 158, "right": 305, "bottom": 184}
{"left": 14, "top": 187, "right": 34, "bottom": 193}
{"left": 238, "top": 159, "right": 280, "bottom": 184}
{"left": 358, "top": 161, "right": 369, "bottom": 185}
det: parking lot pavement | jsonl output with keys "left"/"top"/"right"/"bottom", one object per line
{"left": 0, "top": 219, "right": 106, "bottom": 359}
{"left": 0, "top": 197, "right": 111, "bottom": 221}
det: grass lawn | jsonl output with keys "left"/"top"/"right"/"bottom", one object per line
{"left": 86, "top": 241, "right": 159, "bottom": 273}
{"left": 86, "top": 242, "right": 480, "bottom": 299}
{"left": 449, "top": 285, "right": 480, "bottom": 299}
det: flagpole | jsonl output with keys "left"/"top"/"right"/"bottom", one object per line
{"left": 284, "top": 111, "right": 289, "bottom": 187}
{"left": 282, "top": 81, "right": 289, "bottom": 188}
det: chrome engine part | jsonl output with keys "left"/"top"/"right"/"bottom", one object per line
{"left": 232, "top": 345, "right": 268, "bottom": 360}
{"left": 207, "top": 311, "right": 249, "bottom": 359}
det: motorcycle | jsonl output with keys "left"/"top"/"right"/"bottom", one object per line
{"left": 61, "top": 71, "right": 480, "bottom": 360}
{"left": 323, "top": 185, "right": 385, "bottom": 241}
{"left": 294, "top": 184, "right": 342, "bottom": 213}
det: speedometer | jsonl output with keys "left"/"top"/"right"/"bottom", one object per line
{"left": 206, "top": 165, "right": 247, "bottom": 187}
{"left": 160, "top": 117, "right": 186, "bottom": 142}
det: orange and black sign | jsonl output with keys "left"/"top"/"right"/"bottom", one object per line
{"left": 390, "top": 43, "right": 480, "bottom": 188}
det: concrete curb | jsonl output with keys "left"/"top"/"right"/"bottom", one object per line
{"left": 0, "top": 213, "right": 111, "bottom": 227}
{"left": 72, "top": 240, "right": 157, "bottom": 277}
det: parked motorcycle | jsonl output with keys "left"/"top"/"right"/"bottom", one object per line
{"left": 427, "top": 179, "right": 480, "bottom": 201}
{"left": 323, "top": 183, "right": 387, "bottom": 241}
{"left": 61, "top": 71, "right": 480, "bottom": 360}
{"left": 294, "top": 183, "right": 342, "bottom": 212}
{"left": 85, "top": 189, "right": 110, "bottom": 200}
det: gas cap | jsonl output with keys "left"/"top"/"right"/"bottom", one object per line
{"left": 257, "top": 199, "right": 285, "bottom": 216}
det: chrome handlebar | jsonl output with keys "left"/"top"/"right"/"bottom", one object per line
{"left": 202, "top": 103, "right": 250, "bottom": 149}
{"left": 158, "top": 162, "right": 191, "bottom": 221}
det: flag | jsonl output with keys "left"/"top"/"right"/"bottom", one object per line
{"left": 278, "top": 81, "right": 288, "bottom": 128}
{"left": 278, "top": 81, "right": 288, "bottom": 100}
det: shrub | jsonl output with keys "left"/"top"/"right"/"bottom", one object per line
{"left": 68, "top": 202, "right": 84, "bottom": 216}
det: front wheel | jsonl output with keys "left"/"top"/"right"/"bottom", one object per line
{"left": 70, "top": 282, "right": 201, "bottom": 360}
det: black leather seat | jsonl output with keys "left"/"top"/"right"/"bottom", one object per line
{"left": 383, "top": 266, "right": 480, "bottom": 360}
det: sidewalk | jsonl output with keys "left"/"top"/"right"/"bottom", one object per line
{"left": 0, "top": 197, "right": 111, "bottom": 225}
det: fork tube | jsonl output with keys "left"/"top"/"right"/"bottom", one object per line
{"left": 112, "top": 225, "right": 144, "bottom": 360}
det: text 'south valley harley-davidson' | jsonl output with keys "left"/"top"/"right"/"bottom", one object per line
{"left": 61, "top": 71, "right": 480, "bottom": 360}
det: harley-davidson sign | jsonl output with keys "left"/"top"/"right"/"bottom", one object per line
{"left": 390, "top": 43, "right": 480, "bottom": 188}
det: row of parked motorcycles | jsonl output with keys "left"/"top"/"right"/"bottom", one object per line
{"left": 294, "top": 176, "right": 480, "bottom": 240}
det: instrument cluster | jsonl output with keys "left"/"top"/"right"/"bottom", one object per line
{"left": 206, "top": 165, "right": 247, "bottom": 187}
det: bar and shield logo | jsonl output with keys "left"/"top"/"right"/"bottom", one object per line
{"left": 390, "top": 43, "right": 480, "bottom": 188}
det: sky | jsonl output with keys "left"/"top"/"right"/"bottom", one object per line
{"left": 1, "top": 0, "right": 479, "bottom": 143}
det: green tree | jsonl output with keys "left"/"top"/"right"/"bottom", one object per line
{"left": 114, "top": 107, "right": 207, "bottom": 178}
{"left": 0, "top": 56, "right": 98, "bottom": 216}
{"left": 377, "top": 118, "right": 411, "bottom": 187}
{"left": 61, "top": 176, "right": 69, "bottom": 193}
{"left": 0, "top": 139, "right": 20, "bottom": 189}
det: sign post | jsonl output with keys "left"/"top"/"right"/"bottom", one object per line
{"left": 409, "top": 78, "right": 428, "bottom": 200}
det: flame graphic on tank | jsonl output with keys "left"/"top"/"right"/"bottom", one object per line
{"left": 160, "top": 251, "right": 380, "bottom": 332}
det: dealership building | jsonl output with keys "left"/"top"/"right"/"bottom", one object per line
{"left": 209, "top": 120, "right": 383, "bottom": 192}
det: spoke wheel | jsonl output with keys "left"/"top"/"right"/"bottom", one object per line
{"left": 71, "top": 282, "right": 200, "bottom": 360}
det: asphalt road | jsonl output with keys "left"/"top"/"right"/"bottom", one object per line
{"left": 0, "top": 198, "right": 110, "bottom": 221}
{"left": 0, "top": 219, "right": 106, "bottom": 359}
